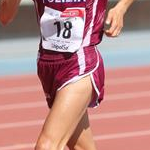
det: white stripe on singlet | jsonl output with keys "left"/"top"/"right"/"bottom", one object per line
{"left": 82, "top": 0, "right": 99, "bottom": 46}
{"left": 77, "top": 0, "right": 99, "bottom": 75}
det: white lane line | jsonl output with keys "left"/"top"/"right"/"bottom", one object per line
{"left": 1, "top": 130, "right": 150, "bottom": 149}
{"left": 105, "top": 90, "right": 150, "bottom": 101}
{"left": 0, "top": 86, "right": 41, "bottom": 95}
{"left": 1, "top": 108, "right": 150, "bottom": 129}
{"left": 1, "top": 74, "right": 150, "bottom": 95}
{"left": 0, "top": 90, "right": 150, "bottom": 111}
{"left": 0, "top": 89, "right": 148, "bottom": 111}
{"left": 0, "top": 143, "right": 35, "bottom": 150}
{"left": 106, "top": 75, "right": 150, "bottom": 85}
{"left": 0, "top": 120, "right": 44, "bottom": 129}
{"left": 90, "top": 108, "right": 150, "bottom": 120}
{"left": 0, "top": 101, "right": 46, "bottom": 111}
{"left": 1, "top": 90, "right": 150, "bottom": 110}
{"left": 94, "top": 129, "right": 150, "bottom": 141}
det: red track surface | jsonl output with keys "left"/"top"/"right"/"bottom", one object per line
{"left": 0, "top": 66, "right": 150, "bottom": 150}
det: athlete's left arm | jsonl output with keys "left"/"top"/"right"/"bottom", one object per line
{"left": 104, "top": 0, "right": 136, "bottom": 37}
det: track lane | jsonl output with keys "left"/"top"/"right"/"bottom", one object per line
{"left": 0, "top": 66, "right": 150, "bottom": 150}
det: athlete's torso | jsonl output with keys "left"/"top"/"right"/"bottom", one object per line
{"left": 33, "top": 0, "right": 107, "bottom": 52}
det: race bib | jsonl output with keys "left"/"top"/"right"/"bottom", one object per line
{"left": 40, "top": 7, "right": 86, "bottom": 52}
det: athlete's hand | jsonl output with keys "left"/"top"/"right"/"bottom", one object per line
{"left": 104, "top": 3, "right": 127, "bottom": 37}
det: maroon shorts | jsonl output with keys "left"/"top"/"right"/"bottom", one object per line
{"left": 37, "top": 46, "right": 105, "bottom": 108}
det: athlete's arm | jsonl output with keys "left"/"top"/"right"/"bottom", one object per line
{"left": 0, "top": 0, "right": 21, "bottom": 26}
{"left": 105, "top": 0, "right": 136, "bottom": 37}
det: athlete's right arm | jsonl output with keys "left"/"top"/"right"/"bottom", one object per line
{"left": 0, "top": 0, "right": 21, "bottom": 26}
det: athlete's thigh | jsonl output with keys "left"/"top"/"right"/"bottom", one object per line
{"left": 67, "top": 110, "right": 97, "bottom": 150}
{"left": 41, "top": 75, "right": 93, "bottom": 146}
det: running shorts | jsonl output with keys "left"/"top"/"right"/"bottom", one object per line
{"left": 37, "top": 46, "right": 105, "bottom": 108}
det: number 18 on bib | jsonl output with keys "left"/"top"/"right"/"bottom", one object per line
{"left": 40, "top": 7, "right": 86, "bottom": 53}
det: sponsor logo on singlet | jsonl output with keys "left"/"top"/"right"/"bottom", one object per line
{"left": 43, "top": 0, "right": 86, "bottom": 3}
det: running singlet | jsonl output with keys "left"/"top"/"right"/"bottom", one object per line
{"left": 33, "top": 0, "right": 107, "bottom": 52}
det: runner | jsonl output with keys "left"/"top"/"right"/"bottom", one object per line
{"left": 0, "top": 0, "right": 136, "bottom": 150}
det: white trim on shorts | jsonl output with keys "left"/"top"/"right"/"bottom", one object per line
{"left": 90, "top": 73, "right": 100, "bottom": 96}
{"left": 57, "top": 47, "right": 100, "bottom": 100}
{"left": 77, "top": 47, "right": 86, "bottom": 75}
{"left": 82, "top": 0, "right": 99, "bottom": 47}
{"left": 90, "top": 73, "right": 100, "bottom": 107}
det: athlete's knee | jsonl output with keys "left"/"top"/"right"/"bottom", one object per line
{"left": 35, "top": 132, "right": 65, "bottom": 150}
{"left": 35, "top": 133, "right": 54, "bottom": 150}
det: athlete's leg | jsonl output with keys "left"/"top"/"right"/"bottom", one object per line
{"left": 35, "top": 76, "right": 93, "bottom": 150}
{"left": 67, "top": 110, "right": 97, "bottom": 150}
